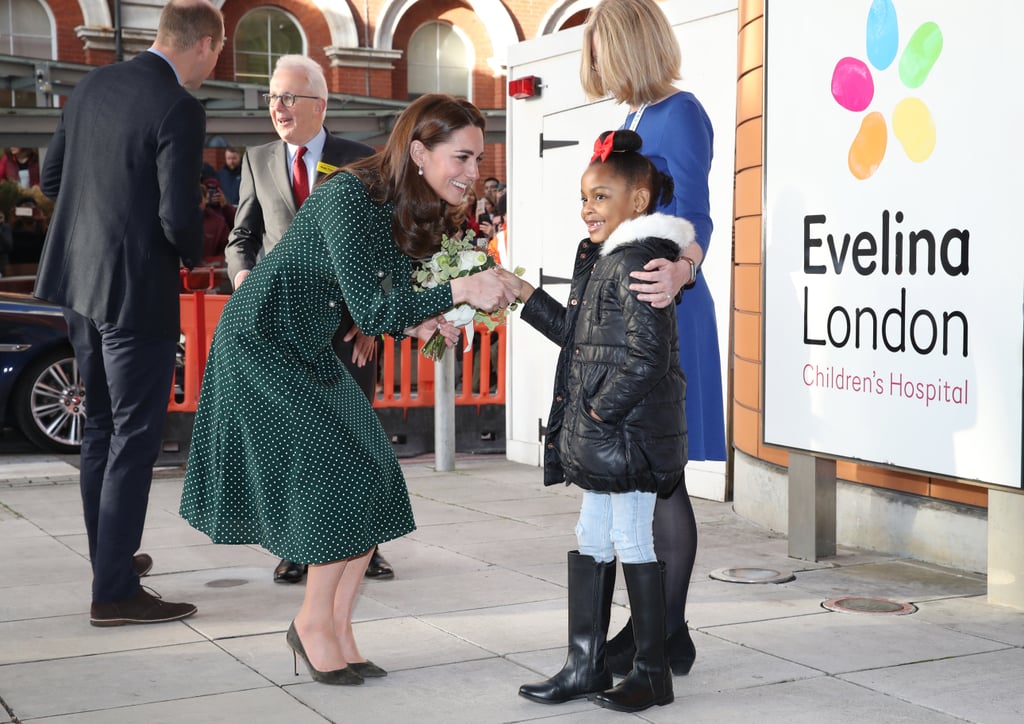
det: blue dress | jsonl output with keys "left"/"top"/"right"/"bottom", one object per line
{"left": 625, "top": 91, "right": 726, "bottom": 461}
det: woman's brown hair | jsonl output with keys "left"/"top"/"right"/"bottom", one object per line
{"left": 345, "top": 93, "right": 486, "bottom": 258}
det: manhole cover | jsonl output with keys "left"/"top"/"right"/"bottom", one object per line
{"left": 709, "top": 567, "right": 795, "bottom": 584}
{"left": 822, "top": 596, "right": 917, "bottom": 614}
{"left": 205, "top": 578, "right": 249, "bottom": 588}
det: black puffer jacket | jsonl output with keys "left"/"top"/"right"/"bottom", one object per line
{"left": 520, "top": 237, "right": 602, "bottom": 486}
{"left": 520, "top": 215, "right": 696, "bottom": 495}
{"left": 559, "top": 213, "right": 693, "bottom": 496}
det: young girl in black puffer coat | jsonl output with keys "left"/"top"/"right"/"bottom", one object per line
{"left": 512, "top": 129, "right": 693, "bottom": 714}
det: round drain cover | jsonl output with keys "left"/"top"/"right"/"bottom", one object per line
{"left": 205, "top": 578, "right": 249, "bottom": 588}
{"left": 822, "top": 596, "right": 917, "bottom": 614}
{"left": 709, "top": 567, "right": 795, "bottom": 584}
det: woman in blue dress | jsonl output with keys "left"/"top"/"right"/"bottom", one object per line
{"left": 579, "top": 0, "right": 727, "bottom": 676}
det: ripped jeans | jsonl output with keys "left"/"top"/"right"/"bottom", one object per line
{"left": 575, "top": 490, "right": 657, "bottom": 564}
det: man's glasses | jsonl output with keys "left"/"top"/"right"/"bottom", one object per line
{"left": 262, "top": 93, "right": 319, "bottom": 108}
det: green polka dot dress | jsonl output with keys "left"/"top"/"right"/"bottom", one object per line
{"left": 179, "top": 173, "right": 453, "bottom": 564}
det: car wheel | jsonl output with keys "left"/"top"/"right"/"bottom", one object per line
{"left": 13, "top": 346, "right": 84, "bottom": 454}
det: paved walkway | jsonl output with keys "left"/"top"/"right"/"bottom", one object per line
{"left": 1, "top": 454, "right": 1022, "bottom": 723}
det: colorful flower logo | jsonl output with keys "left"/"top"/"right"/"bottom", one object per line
{"left": 831, "top": 0, "right": 943, "bottom": 180}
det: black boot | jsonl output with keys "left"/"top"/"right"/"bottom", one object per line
{"left": 519, "top": 551, "right": 616, "bottom": 704}
{"left": 593, "top": 562, "right": 673, "bottom": 712}
{"left": 667, "top": 624, "right": 696, "bottom": 675}
{"left": 607, "top": 620, "right": 697, "bottom": 676}
{"left": 605, "top": 619, "right": 635, "bottom": 676}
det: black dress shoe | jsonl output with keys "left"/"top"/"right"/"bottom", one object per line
{"left": 364, "top": 548, "right": 394, "bottom": 579}
{"left": 133, "top": 553, "right": 153, "bottom": 577}
{"left": 274, "top": 559, "right": 307, "bottom": 584}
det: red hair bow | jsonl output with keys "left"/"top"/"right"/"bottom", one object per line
{"left": 591, "top": 132, "right": 615, "bottom": 163}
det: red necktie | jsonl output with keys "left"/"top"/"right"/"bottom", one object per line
{"left": 291, "top": 146, "right": 309, "bottom": 207}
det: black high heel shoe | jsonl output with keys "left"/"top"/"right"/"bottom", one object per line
{"left": 286, "top": 622, "right": 364, "bottom": 685}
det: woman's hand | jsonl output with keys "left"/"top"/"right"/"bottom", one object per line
{"left": 404, "top": 315, "right": 460, "bottom": 347}
{"left": 450, "top": 267, "right": 517, "bottom": 312}
{"left": 628, "top": 250, "right": 701, "bottom": 309}
{"left": 343, "top": 325, "right": 377, "bottom": 367}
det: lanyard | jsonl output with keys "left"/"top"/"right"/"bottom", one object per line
{"left": 624, "top": 103, "right": 648, "bottom": 132}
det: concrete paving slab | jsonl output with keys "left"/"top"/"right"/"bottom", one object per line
{"left": 406, "top": 495, "right": 495, "bottom": 526}
{"left": 359, "top": 567, "right": 564, "bottom": 616}
{"left": 913, "top": 594, "right": 1024, "bottom": 646}
{"left": 405, "top": 516, "right": 560, "bottom": 548}
{"left": 788, "top": 559, "right": 987, "bottom": 602}
{"left": 0, "top": 456, "right": 1016, "bottom": 724}
{"left": 0, "top": 641, "right": 268, "bottom": 720}
{"left": 839, "top": 647, "right": 1024, "bottom": 724}
{"left": 0, "top": 512, "right": 45, "bottom": 539}
{"left": 465, "top": 490, "right": 584, "bottom": 520}
{"left": 0, "top": 537, "right": 89, "bottom": 587}
{"left": 0, "top": 579, "right": 91, "bottom": 620}
{"left": 285, "top": 656, "right": 595, "bottom": 724}
{"left": 709, "top": 609, "right": 1006, "bottom": 674}
{"left": 0, "top": 613, "right": 204, "bottom": 666}
{"left": 218, "top": 617, "right": 498, "bottom": 685}
{"left": 453, "top": 533, "right": 579, "bottom": 571}
{"left": 422, "top": 598, "right": 628, "bottom": 657}
{"left": 16, "top": 688, "right": 332, "bottom": 724}
{"left": 645, "top": 676, "right": 965, "bottom": 723}
{"left": 359, "top": 534, "right": 492, "bottom": 580}
{"left": 685, "top": 578, "right": 828, "bottom": 627}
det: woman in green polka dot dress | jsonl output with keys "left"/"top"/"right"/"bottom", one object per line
{"left": 179, "top": 94, "right": 518, "bottom": 685}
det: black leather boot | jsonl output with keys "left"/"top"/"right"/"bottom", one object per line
{"left": 605, "top": 619, "right": 635, "bottom": 676}
{"left": 518, "top": 551, "right": 616, "bottom": 704}
{"left": 593, "top": 562, "right": 673, "bottom": 712}
{"left": 608, "top": 618, "right": 696, "bottom": 676}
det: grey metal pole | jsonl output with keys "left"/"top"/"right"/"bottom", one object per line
{"left": 433, "top": 353, "right": 456, "bottom": 471}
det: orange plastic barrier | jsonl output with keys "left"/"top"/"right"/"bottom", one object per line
{"left": 170, "top": 269, "right": 506, "bottom": 413}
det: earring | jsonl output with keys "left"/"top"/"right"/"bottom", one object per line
{"left": 417, "top": 166, "right": 424, "bottom": 176}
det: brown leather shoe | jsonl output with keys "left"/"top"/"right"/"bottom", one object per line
{"left": 133, "top": 553, "right": 153, "bottom": 577}
{"left": 274, "top": 559, "right": 307, "bottom": 584}
{"left": 90, "top": 587, "right": 197, "bottom": 627}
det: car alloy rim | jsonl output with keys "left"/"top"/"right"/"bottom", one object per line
{"left": 30, "top": 357, "right": 85, "bottom": 448}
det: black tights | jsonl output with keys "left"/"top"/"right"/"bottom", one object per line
{"left": 652, "top": 481, "right": 698, "bottom": 634}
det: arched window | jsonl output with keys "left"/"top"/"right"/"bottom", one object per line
{"left": 233, "top": 7, "right": 304, "bottom": 86}
{"left": 407, "top": 21, "right": 471, "bottom": 100}
{"left": 0, "top": 0, "right": 54, "bottom": 107}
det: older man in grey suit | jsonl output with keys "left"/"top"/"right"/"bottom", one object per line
{"left": 224, "top": 55, "right": 395, "bottom": 584}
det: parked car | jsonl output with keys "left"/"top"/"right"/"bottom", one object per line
{"left": 0, "top": 292, "right": 187, "bottom": 454}
{"left": 0, "top": 292, "right": 82, "bottom": 453}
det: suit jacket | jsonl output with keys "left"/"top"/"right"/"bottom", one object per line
{"left": 224, "top": 132, "right": 374, "bottom": 284}
{"left": 225, "top": 131, "right": 376, "bottom": 395}
{"left": 35, "top": 51, "right": 205, "bottom": 339}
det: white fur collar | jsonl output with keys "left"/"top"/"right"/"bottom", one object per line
{"left": 599, "top": 213, "right": 695, "bottom": 257}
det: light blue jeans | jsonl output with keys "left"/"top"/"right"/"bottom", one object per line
{"left": 575, "top": 490, "right": 658, "bottom": 564}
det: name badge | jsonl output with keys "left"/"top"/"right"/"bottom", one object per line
{"left": 316, "top": 161, "right": 339, "bottom": 175}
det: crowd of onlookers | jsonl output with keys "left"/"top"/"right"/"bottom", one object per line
{"left": 1, "top": 147, "right": 48, "bottom": 277}
{"left": 2, "top": 143, "right": 508, "bottom": 283}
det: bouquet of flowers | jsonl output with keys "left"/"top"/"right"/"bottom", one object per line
{"left": 413, "top": 230, "right": 524, "bottom": 361}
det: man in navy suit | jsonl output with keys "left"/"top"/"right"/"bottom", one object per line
{"left": 35, "top": 0, "right": 224, "bottom": 626}
{"left": 225, "top": 55, "right": 396, "bottom": 584}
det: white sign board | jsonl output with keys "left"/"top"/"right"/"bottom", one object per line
{"left": 764, "top": 0, "right": 1023, "bottom": 488}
